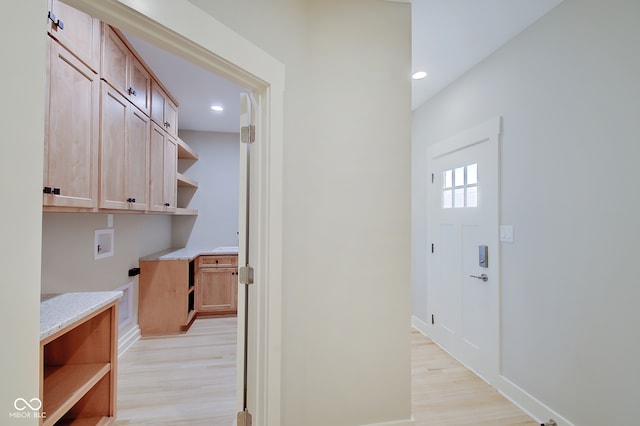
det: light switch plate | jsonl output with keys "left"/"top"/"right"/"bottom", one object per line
{"left": 500, "top": 225, "right": 514, "bottom": 243}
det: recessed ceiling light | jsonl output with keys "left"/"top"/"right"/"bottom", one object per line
{"left": 210, "top": 105, "right": 224, "bottom": 112}
{"left": 412, "top": 71, "right": 428, "bottom": 80}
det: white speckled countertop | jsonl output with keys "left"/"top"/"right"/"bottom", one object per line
{"left": 140, "top": 246, "right": 239, "bottom": 261}
{"left": 40, "top": 291, "right": 123, "bottom": 341}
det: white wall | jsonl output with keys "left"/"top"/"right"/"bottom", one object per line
{"left": 191, "top": 1, "right": 413, "bottom": 425}
{"left": 8, "top": 0, "right": 411, "bottom": 424}
{"left": 41, "top": 213, "right": 172, "bottom": 337}
{"left": 412, "top": 0, "right": 640, "bottom": 424}
{"left": 1, "top": 2, "right": 46, "bottom": 423}
{"left": 173, "top": 130, "right": 240, "bottom": 249}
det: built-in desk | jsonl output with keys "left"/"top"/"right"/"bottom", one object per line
{"left": 138, "top": 247, "right": 238, "bottom": 335}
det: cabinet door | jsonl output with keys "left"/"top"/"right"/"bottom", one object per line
{"left": 165, "top": 98, "right": 178, "bottom": 137}
{"left": 99, "top": 84, "right": 128, "bottom": 210}
{"left": 196, "top": 268, "right": 238, "bottom": 313}
{"left": 101, "top": 25, "right": 129, "bottom": 98}
{"left": 164, "top": 136, "right": 177, "bottom": 210}
{"left": 48, "top": 0, "right": 101, "bottom": 73}
{"left": 150, "top": 81, "right": 166, "bottom": 127}
{"left": 148, "top": 123, "right": 165, "bottom": 212}
{"left": 129, "top": 57, "right": 151, "bottom": 116}
{"left": 126, "top": 106, "right": 150, "bottom": 211}
{"left": 149, "top": 124, "right": 177, "bottom": 212}
{"left": 44, "top": 39, "right": 99, "bottom": 208}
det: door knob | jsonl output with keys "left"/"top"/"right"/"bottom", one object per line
{"left": 470, "top": 273, "right": 488, "bottom": 282}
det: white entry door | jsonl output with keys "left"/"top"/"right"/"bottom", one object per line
{"left": 426, "top": 117, "right": 501, "bottom": 383}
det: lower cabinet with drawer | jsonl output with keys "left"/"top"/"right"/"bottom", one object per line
{"left": 195, "top": 255, "right": 238, "bottom": 316}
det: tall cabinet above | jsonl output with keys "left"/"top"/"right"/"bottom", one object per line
{"left": 43, "top": 0, "right": 198, "bottom": 215}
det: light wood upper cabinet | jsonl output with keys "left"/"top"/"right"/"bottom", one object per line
{"left": 151, "top": 81, "right": 178, "bottom": 138}
{"left": 102, "top": 25, "right": 151, "bottom": 116}
{"left": 149, "top": 122, "right": 177, "bottom": 212}
{"left": 44, "top": 38, "right": 99, "bottom": 209}
{"left": 164, "top": 136, "right": 178, "bottom": 210}
{"left": 127, "top": 106, "right": 151, "bottom": 211}
{"left": 47, "top": 0, "right": 101, "bottom": 73}
{"left": 99, "top": 83, "right": 150, "bottom": 211}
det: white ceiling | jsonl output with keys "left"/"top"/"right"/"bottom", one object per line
{"left": 125, "top": 32, "right": 245, "bottom": 134}
{"left": 125, "top": 0, "right": 564, "bottom": 132}
{"left": 411, "top": 0, "right": 563, "bottom": 109}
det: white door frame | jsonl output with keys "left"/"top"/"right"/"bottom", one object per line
{"left": 65, "top": 1, "right": 285, "bottom": 424}
{"left": 426, "top": 116, "right": 501, "bottom": 384}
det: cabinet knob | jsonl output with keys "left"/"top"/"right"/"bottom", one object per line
{"left": 164, "top": 121, "right": 171, "bottom": 128}
{"left": 43, "top": 186, "right": 52, "bottom": 194}
{"left": 128, "top": 87, "right": 136, "bottom": 96}
{"left": 164, "top": 203, "right": 170, "bottom": 207}
{"left": 53, "top": 188, "right": 61, "bottom": 195}
{"left": 126, "top": 197, "right": 136, "bottom": 203}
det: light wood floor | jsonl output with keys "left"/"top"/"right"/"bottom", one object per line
{"left": 116, "top": 317, "right": 536, "bottom": 425}
{"left": 411, "top": 329, "right": 536, "bottom": 425}
{"left": 115, "top": 317, "right": 237, "bottom": 425}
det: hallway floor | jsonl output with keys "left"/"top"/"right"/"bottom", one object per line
{"left": 411, "top": 329, "right": 537, "bottom": 425}
{"left": 115, "top": 317, "right": 536, "bottom": 425}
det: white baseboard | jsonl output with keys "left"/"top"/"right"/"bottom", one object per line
{"left": 497, "top": 375, "right": 574, "bottom": 426}
{"left": 411, "top": 315, "right": 431, "bottom": 337}
{"left": 411, "top": 315, "right": 571, "bottom": 426}
{"left": 118, "top": 324, "right": 140, "bottom": 358}
{"left": 360, "top": 418, "right": 415, "bottom": 426}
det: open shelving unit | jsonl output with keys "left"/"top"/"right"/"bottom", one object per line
{"left": 175, "top": 137, "right": 199, "bottom": 215}
{"left": 40, "top": 302, "right": 118, "bottom": 425}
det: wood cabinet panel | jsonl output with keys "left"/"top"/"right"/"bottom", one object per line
{"left": 164, "top": 135, "right": 178, "bottom": 209}
{"left": 196, "top": 268, "right": 237, "bottom": 314}
{"left": 99, "top": 83, "right": 150, "bottom": 210}
{"left": 101, "top": 25, "right": 128, "bottom": 97}
{"left": 47, "top": 0, "right": 101, "bottom": 73}
{"left": 99, "top": 84, "right": 128, "bottom": 210}
{"left": 149, "top": 123, "right": 164, "bottom": 211}
{"left": 44, "top": 38, "right": 99, "bottom": 208}
{"left": 138, "top": 259, "right": 195, "bottom": 335}
{"left": 150, "top": 81, "right": 165, "bottom": 126}
{"left": 149, "top": 122, "right": 177, "bottom": 212}
{"left": 165, "top": 97, "right": 178, "bottom": 138}
{"left": 198, "top": 255, "right": 238, "bottom": 268}
{"left": 151, "top": 81, "right": 178, "bottom": 136}
{"left": 102, "top": 25, "right": 151, "bottom": 116}
{"left": 130, "top": 58, "right": 151, "bottom": 116}
{"left": 126, "top": 107, "right": 150, "bottom": 211}
{"left": 195, "top": 255, "right": 239, "bottom": 315}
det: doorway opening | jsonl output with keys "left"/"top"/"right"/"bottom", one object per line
{"left": 41, "top": 1, "right": 284, "bottom": 424}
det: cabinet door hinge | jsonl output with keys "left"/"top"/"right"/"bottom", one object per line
{"left": 239, "top": 265, "right": 254, "bottom": 285}
{"left": 431, "top": 243, "right": 434, "bottom": 253}
{"left": 432, "top": 173, "right": 434, "bottom": 183}
{"left": 237, "top": 409, "right": 253, "bottom": 426}
{"left": 241, "top": 125, "right": 256, "bottom": 144}
{"left": 431, "top": 314, "right": 435, "bottom": 325}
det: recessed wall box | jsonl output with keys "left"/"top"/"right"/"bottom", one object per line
{"left": 95, "top": 229, "right": 114, "bottom": 260}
